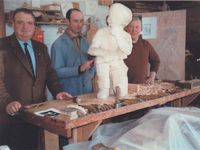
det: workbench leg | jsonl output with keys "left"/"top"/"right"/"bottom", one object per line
{"left": 68, "top": 121, "right": 102, "bottom": 143}
{"left": 38, "top": 129, "right": 59, "bottom": 150}
{"left": 172, "top": 93, "right": 200, "bottom": 107}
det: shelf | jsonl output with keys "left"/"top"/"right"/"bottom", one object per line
{"left": 36, "top": 22, "right": 67, "bottom": 25}
{"left": 5, "top": 6, "right": 66, "bottom": 26}
{"left": 22, "top": 7, "right": 61, "bottom": 13}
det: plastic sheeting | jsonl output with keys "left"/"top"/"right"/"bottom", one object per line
{"left": 63, "top": 107, "right": 200, "bottom": 150}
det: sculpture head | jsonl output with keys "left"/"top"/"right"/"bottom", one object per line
{"left": 107, "top": 3, "right": 132, "bottom": 28}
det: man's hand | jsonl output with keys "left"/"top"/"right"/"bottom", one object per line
{"left": 56, "top": 92, "right": 72, "bottom": 100}
{"left": 80, "top": 60, "right": 94, "bottom": 72}
{"left": 6, "top": 101, "right": 22, "bottom": 116}
{"left": 145, "top": 72, "right": 156, "bottom": 85}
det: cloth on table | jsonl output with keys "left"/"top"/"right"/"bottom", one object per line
{"left": 64, "top": 107, "right": 200, "bottom": 150}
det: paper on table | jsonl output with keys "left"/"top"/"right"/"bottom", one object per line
{"left": 34, "top": 108, "right": 61, "bottom": 117}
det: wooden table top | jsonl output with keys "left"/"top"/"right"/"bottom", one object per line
{"left": 19, "top": 83, "right": 200, "bottom": 136}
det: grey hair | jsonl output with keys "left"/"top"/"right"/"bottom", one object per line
{"left": 132, "top": 15, "right": 142, "bottom": 23}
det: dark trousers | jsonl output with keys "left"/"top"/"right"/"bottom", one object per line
{"left": 0, "top": 123, "right": 39, "bottom": 150}
{"left": 112, "top": 108, "right": 149, "bottom": 123}
{"left": 59, "top": 136, "right": 68, "bottom": 150}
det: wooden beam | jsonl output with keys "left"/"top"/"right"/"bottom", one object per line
{"left": 39, "top": 130, "right": 59, "bottom": 150}
{"left": 172, "top": 93, "right": 200, "bottom": 107}
{"left": 0, "top": 0, "right": 5, "bottom": 37}
{"left": 68, "top": 121, "right": 102, "bottom": 143}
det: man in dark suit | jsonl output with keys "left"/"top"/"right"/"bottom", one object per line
{"left": 0, "top": 8, "right": 72, "bottom": 150}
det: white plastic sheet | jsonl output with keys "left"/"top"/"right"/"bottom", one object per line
{"left": 63, "top": 107, "right": 200, "bottom": 150}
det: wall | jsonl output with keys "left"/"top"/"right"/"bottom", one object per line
{"left": 186, "top": 7, "right": 200, "bottom": 57}
{"left": 140, "top": 10, "right": 186, "bottom": 80}
{"left": 4, "top": 0, "right": 109, "bottom": 53}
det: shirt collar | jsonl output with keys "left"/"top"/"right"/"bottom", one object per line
{"left": 132, "top": 35, "right": 142, "bottom": 44}
{"left": 17, "top": 39, "right": 32, "bottom": 50}
{"left": 66, "top": 29, "right": 81, "bottom": 39}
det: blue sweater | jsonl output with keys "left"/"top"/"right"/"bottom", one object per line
{"left": 51, "top": 32, "right": 95, "bottom": 96}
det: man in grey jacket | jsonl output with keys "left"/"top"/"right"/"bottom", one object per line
{"left": 51, "top": 8, "right": 95, "bottom": 96}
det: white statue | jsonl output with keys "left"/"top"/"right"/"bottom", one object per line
{"left": 88, "top": 3, "right": 133, "bottom": 99}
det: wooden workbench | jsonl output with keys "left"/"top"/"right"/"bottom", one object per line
{"left": 19, "top": 83, "right": 200, "bottom": 150}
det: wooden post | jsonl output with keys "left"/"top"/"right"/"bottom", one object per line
{"left": 172, "top": 93, "right": 200, "bottom": 107}
{"left": 0, "top": 0, "right": 5, "bottom": 38}
{"left": 68, "top": 121, "right": 102, "bottom": 143}
{"left": 39, "top": 129, "right": 59, "bottom": 150}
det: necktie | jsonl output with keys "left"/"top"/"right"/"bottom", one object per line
{"left": 73, "top": 36, "right": 80, "bottom": 49}
{"left": 24, "top": 43, "right": 34, "bottom": 76}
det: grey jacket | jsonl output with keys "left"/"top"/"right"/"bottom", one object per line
{"left": 51, "top": 32, "right": 95, "bottom": 96}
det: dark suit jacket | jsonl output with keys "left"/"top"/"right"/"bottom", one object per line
{"left": 0, "top": 34, "right": 62, "bottom": 125}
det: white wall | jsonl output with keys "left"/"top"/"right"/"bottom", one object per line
{"left": 4, "top": 0, "right": 109, "bottom": 27}
{"left": 4, "top": 0, "right": 109, "bottom": 53}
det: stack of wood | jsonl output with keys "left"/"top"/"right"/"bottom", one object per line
{"left": 175, "top": 79, "right": 200, "bottom": 89}
{"left": 86, "top": 17, "right": 98, "bottom": 44}
{"left": 128, "top": 82, "right": 175, "bottom": 96}
{"left": 98, "top": 0, "right": 113, "bottom": 6}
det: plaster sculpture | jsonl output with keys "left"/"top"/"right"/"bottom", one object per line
{"left": 88, "top": 3, "right": 133, "bottom": 99}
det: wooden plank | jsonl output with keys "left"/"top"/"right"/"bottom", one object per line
{"left": 19, "top": 83, "right": 200, "bottom": 149}
{"left": 39, "top": 130, "right": 59, "bottom": 150}
{"left": 72, "top": 2, "right": 80, "bottom": 9}
{"left": 68, "top": 121, "right": 102, "bottom": 143}
{"left": 172, "top": 92, "right": 200, "bottom": 107}
{"left": 0, "top": 0, "right": 5, "bottom": 37}
{"left": 175, "top": 79, "right": 200, "bottom": 89}
{"left": 64, "top": 87, "right": 200, "bottom": 129}
{"left": 33, "top": 88, "right": 199, "bottom": 149}
{"left": 181, "top": 93, "right": 200, "bottom": 106}
{"left": 19, "top": 111, "right": 70, "bottom": 137}
{"left": 20, "top": 86, "right": 200, "bottom": 131}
